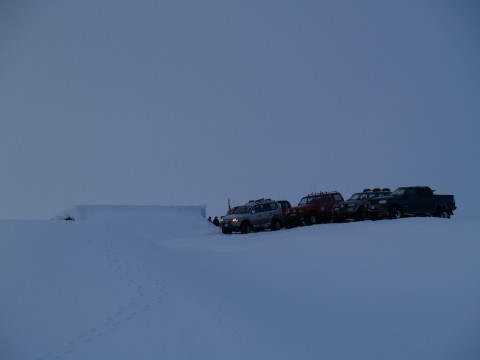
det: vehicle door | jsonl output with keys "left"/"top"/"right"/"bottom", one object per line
{"left": 250, "top": 205, "right": 264, "bottom": 227}
{"left": 319, "top": 195, "right": 333, "bottom": 216}
{"left": 416, "top": 187, "right": 435, "bottom": 212}
{"left": 309, "top": 196, "right": 323, "bottom": 215}
{"left": 323, "top": 194, "right": 340, "bottom": 214}
{"left": 260, "top": 203, "right": 278, "bottom": 226}
{"left": 403, "top": 188, "right": 420, "bottom": 213}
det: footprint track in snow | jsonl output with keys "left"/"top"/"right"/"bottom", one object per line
{"left": 35, "top": 233, "right": 170, "bottom": 360}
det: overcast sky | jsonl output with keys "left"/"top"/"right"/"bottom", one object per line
{"left": 1, "top": 0, "right": 479, "bottom": 219}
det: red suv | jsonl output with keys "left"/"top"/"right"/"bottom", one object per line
{"left": 284, "top": 191, "right": 344, "bottom": 228}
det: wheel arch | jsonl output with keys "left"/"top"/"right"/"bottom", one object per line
{"left": 388, "top": 203, "right": 403, "bottom": 219}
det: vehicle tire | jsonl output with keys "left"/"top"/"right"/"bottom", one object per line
{"left": 284, "top": 220, "right": 296, "bottom": 229}
{"left": 435, "top": 207, "right": 451, "bottom": 219}
{"left": 332, "top": 215, "right": 344, "bottom": 223}
{"left": 355, "top": 209, "right": 366, "bottom": 221}
{"left": 270, "top": 218, "right": 282, "bottom": 231}
{"left": 388, "top": 206, "right": 402, "bottom": 220}
{"left": 304, "top": 212, "right": 318, "bottom": 226}
{"left": 222, "top": 228, "right": 232, "bottom": 234}
{"left": 240, "top": 221, "right": 252, "bottom": 234}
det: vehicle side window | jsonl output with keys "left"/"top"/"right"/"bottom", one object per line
{"left": 253, "top": 205, "right": 261, "bottom": 213}
{"left": 270, "top": 202, "right": 278, "bottom": 210}
{"left": 418, "top": 188, "right": 431, "bottom": 198}
{"left": 406, "top": 189, "right": 417, "bottom": 198}
{"left": 334, "top": 194, "right": 342, "bottom": 201}
{"left": 259, "top": 203, "right": 274, "bottom": 212}
{"left": 279, "top": 202, "right": 289, "bottom": 211}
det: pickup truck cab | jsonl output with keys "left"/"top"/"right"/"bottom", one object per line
{"left": 368, "top": 186, "right": 456, "bottom": 219}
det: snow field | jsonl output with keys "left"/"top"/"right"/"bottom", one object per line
{"left": 1, "top": 206, "right": 479, "bottom": 360}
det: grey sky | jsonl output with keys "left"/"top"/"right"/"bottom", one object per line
{"left": 1, "top": 0, "right": 479, "bottom": 219}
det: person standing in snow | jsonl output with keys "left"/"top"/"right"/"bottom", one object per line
{"left": 213, "top": 216, "right": 220, "bottom": 226}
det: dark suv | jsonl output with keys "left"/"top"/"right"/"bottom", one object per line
{"left": 284, "top": 191, "right": 344, "bottom": 228}
{"left": 221, "top": 198, "right": 284, "bottom": 234}
{"left": 332, "top": 188, "right": 391, "bottom": 222}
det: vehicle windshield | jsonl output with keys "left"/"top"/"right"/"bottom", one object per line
{"left": 233, "top": 206, "right": 251, "bottom": 214}
{"left": 392, "top": 188, "right": 406, "bottom": 196}
{"left": 298, "top": 197, "right": 313, "bottom": 205}
{"left": 349, "top": 193, "right": 369, "bottom": 201}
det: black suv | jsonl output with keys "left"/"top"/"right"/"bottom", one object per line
{"left": 332, "top": 188, "right": 391, "bottom": 222}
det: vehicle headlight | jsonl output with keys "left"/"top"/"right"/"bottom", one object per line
{"left": 379, "top": 200, "right": 387, "bottom": 204}
{"left": 232, "top": 218, "right": 238, "bottom": 222}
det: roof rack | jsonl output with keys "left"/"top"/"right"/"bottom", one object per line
{"left": 364, "top": 188, "right": 391, "bottom": 193}
{"left": 307, "top": 191, "right": 339, "bottom": 195}
{"left": 247, "top": 198, "right": 273, "bottom": 204}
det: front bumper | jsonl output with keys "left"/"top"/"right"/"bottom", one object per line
{"left": 283, "top": 212, "right": 303, "bottom": 224}
{"left": 367, "top": 204, "right": 388, "bottom": 219}
{"left": 221, "top": 221, "right": 240, "bottom": 231}
{"left": 332, "top": 207, "right": 357, "bottom": 216}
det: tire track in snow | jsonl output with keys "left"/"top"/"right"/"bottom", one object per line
{"left": 35, "top": 229, "right": 168, "bottom": 360}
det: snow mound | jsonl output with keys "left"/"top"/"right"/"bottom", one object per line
{"left": 52, "top": 205, "right": 210, "bottom": 239}
{"left": 52, "top": 205, "right": 206, "bottom": 222}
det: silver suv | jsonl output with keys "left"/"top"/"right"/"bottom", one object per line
{"left": 221, "top": 198, "right": 284, "bottom": 234}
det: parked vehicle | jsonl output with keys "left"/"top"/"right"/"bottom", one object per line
{"left": 368, "top": 186, "right": 456, "bottom": 219}
{"left": 221, "top": 198, "right": 284, "bottom": 234}
{"left": 332, "top": 188, "right": 391, "bottom": 222}
{"left": 277, "top": 200, "right": 292, "bottom": 214}
{"left": 284, "top": 191, "right": 344, "bottom": 228}
{"left": 225, "top": 206, "right": 238, "bottom": 216}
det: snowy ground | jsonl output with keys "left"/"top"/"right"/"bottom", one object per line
{"left": 1, "top": 206, "right": 479, "bottom": 360}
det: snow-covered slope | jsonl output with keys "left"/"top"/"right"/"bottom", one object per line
{"left": 1, "top": 206, "right": 479, "bottom": 360}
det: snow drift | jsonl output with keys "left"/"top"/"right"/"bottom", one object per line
{"left": 1, "top": 206, "right": 479, "bottom": 360}
{"left": 52, "top": 205, "right": 207, "bottom": 222}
